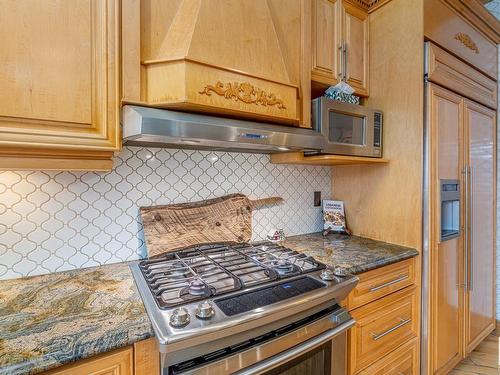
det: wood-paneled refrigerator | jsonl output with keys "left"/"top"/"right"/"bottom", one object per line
{"left": 423, "top": 42, "right": 496, "bottom": 375}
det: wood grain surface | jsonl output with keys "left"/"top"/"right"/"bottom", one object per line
{"left": 141, "top": 194, "right": 283, "bottom": 256}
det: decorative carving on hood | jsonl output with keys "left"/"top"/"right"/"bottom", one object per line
{"left": 199, "top": 81, "right": 286, "bottom": 109}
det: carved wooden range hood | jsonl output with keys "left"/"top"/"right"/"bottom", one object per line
{"left": 124, "top": 0, "right": 307, "bottom": 125}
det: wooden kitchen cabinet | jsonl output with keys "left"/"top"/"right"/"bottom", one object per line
{"left": 312, "top": 0, "right": 341, "bottom": 86}
{"left": 341, "top": 2, "right": 369, "bottom": 96}
{"left": 133, "top": 338, "right": 160, "bottom": 375}
{"left": 0, "top": 0, "right": 121, "bottom": 171}
{"left": 347, "top": 257, "right": 416, "bottom": 310}
{"left": 357, "top": 337, "right": 419, "bottom": 375}
{"left": 41, "top": 340, "right": 160, "bottom": 375}
{"left": 311, "top": 0, "right": 369, "bottom": 96}
{"left": 348, "top": 285, "right": 418, "bottom": 374}
{"left": 344, "top": 257, "right": 420, "bottom": 375}
{"left": 43, "top": 347, "right": 133, "bottom": 375}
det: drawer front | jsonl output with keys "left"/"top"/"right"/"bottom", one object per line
{"left": 358, "top": 338, "right": 419, "bottom": 375}
{"left": 349, "top": 286, "right": 418, "bottom": 374}
{"left": 424, "top": 0, "right": 497, "bottom": 79}
{"left": 347, "top": 258, "right": 416, "bottom": 310}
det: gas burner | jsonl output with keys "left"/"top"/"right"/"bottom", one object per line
{"left": 188, "top": 278, "right": 209, "bottom": 296}
{"left": 270, "top": 259, "right": 295, "bottom": 275}
{"left": 166, "top": 263, "right": 188, "bottom": 277}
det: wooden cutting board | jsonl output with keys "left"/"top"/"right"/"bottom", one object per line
{"left": 140, "top": 193, "right": 283, "bottom": 257}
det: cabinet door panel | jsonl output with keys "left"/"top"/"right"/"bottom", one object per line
{"left": 342, "top": 2, "right": 369, "bottom": 96}
{"left": 428, "top": 83, "right": 464, "bottom": 374}
{"left": 358, "top": 337, "right": 419, "bottom": 375}
{"left": 0, "top": 0, "right": 120, "bottom": 170}
{"left": 45, "top": 347, "right": 133, "bottom": 375}
{"left": 311, "top": 0, "right": 340, "bottom": 86}
{"left": 465, "top": 100, "right": 496, "bottom": 353}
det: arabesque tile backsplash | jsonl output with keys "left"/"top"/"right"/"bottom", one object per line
{"left": 0, "top": 147, "right": 330, "bottom": 280}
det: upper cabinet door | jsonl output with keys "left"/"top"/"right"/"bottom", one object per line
{"left": 342, "top": 1, "right": 369, "bottom": 97}
{"left": 0, "top": 0, "right": 120, "bottom": 170}
{"left": 310, "top": 0, "right": 369, "bottom": 97}
{"left": 464, "top": 99, "right": 496, "bottom": 354}
{"left": 311, "top": 0, "right": 341, "bottom": 86}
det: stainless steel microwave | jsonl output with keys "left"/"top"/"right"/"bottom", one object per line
{"left": 312, "top": 97, "right": 383, "bottom": 157}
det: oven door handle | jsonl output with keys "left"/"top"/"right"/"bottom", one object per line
{"left": 235, "top": 318, "right": 356, "bottom": 375}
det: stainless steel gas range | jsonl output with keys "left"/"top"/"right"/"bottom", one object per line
{"left": 131, "top": 241, "right": 358, "bottom": 375}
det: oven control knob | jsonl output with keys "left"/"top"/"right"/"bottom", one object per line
{"left": 196, "top": 301, "right": 215, "bottom": 319}
{"left": 332, "top": 266, "right": 348, "bottom": 277}
{"left": 320, "top": 268, "right": 336, "bottom": 281}
{"left": 169, "top": 307, "right": 190, "bottom": 327}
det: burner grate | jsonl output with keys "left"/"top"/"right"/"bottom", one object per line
{"left": 139, "top": 248, "right": 242, "bottom": 309}
{"left": 138, "top": 241, "right": 325, "bottom": 309}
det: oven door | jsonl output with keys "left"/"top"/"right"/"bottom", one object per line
{"left": 167, "top": 307, "right": 354, "bottom": 375}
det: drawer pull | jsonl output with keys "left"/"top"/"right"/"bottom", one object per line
{"left": 369, "top": 274, "right": 408, "bottom": 292}
{"left": 370, "top": 318, "right": 411, "bottom": 341}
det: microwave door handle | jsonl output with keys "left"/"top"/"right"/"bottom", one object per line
{"left": 234, "top": 318, "right": 355, "bottom": 375}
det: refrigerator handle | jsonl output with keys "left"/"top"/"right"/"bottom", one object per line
{"left": 463, "top": 165, "right": 469, "bottom": 290}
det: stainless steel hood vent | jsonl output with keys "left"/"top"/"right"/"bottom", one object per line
{"left": 122, "top": 106, "right": 325, "bottom": 153}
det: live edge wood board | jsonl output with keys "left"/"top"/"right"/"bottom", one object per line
{"left": 140, "top": 194, "right": 283, "bottom": 256}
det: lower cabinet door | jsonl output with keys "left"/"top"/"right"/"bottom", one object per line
{"left": 44, "top": 347, "right": 133, "bottom": 375}
{"left": 348, "top": 286, "right": 418, "bottom": 374}
{"left": 357, "top": 338, "right": 419, "bottom": 375}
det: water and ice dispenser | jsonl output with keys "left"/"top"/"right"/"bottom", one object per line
{"left": 440, "top": 179, "right": 460, "bottom": 241}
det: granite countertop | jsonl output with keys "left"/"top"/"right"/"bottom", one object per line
{"left": 0, "top": 263, "right": 153, "bottom": 375}
{"left": 284, "top": 232, "right": 419, "bottom": 274}
{"left": 0, "top": 233, "right": 418, "bottom": 375}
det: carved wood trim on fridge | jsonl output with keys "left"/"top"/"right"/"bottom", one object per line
{"left": 426, "top": 43, "right": 497, "bottom": 109}
{"left": 424, "top": 0, "right": 498, "bottom": 79}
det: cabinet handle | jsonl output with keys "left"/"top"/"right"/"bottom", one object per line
{"left": 370, "top": 318, "right": 411, "bottom": 341}
{"left": 469, "top": 166, "right": 474, "bottom": 291}
{"left": 343, "top": 42, "right": 348, "bottom": 81}
{"left": 463, "top": 165, "right": 469, "bottom": 290}
{"left": 369, "top": 274, "right": 408, "bottom": 292}
{"left": 338, "top": 43, "right": 344, "bottom": 80}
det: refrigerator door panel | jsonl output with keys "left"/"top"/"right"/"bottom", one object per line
{"left": 464, "top": 100, "right": 496, "bottom": 353}
{"left": 426, "top": 83, "right": 465, "bottom": 374}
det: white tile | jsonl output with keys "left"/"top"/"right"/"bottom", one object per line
{"left": 0, "top": 146, "right": 331, "bottom": 279}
